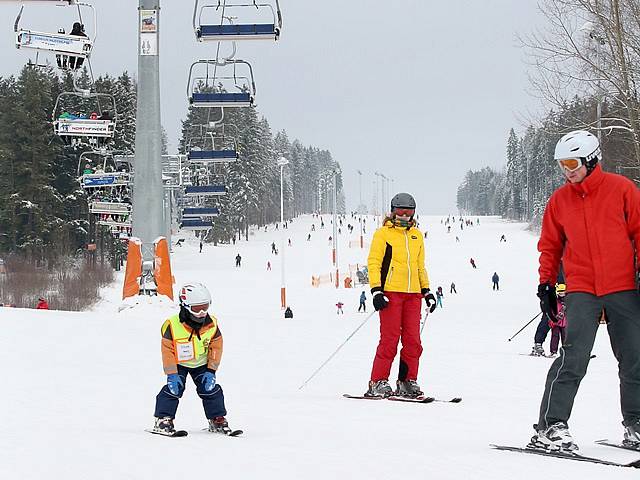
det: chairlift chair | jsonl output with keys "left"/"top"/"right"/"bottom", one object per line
{"left": 54, "top": 90, "right": 117, "bottom": 140}
{"left": 180, "top": 218, "right": 214, "bottom": 231}
{"left": 193, "top": 0, "right": 282, "bottom": 42}
{"left": 13, "top": 1, "right": 96, "bottom": 69}
{"left": 182, "top": 207, "right": 220, "bottom": 218}
{"left": 188, "top": 123, "right": 239, "bottom": 163}
{"left": 184, "top": 185, "right": 227, "bottom": 196}
{"left": 188, "top": 59, "right": 256, "bottom": 108}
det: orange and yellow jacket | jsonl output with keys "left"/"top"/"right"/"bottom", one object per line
{"left": 161, "top": 311, "right": 223, "bottom": 375}
{"left": 368, "top": 219, "right": 430, "bottom": 294}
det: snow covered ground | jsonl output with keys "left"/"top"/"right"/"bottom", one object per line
{"left": 1, "top": 214, "right": 638, "bottom": 479}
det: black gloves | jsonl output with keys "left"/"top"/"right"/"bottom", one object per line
{"left": 422, "top": 288, "right": 437, "bottom": 313}
{"left": 537, "top": 283, "right": 557, "bottom": 321}
{"left": 372, "top": 291, "right": 389, "bottom": 311}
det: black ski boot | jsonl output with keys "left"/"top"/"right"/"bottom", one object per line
{"left": 623, "top": 419, "right": 640, "bottom": 449}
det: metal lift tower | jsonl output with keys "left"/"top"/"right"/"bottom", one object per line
{"left": 132, "top": 1, "right": 165, "bottom": 264}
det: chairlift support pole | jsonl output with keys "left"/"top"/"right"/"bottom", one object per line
{"left": 132, "top": 0, "right": 167, "bottom": 282}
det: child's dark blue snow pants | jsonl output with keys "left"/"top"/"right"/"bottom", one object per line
{"left": 155, "top": 364, "right": 227, "bottom": 419}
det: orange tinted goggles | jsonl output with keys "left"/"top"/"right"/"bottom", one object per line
{"left": 557, "top": 158, "right": 583, "bottom": 172}
{"left": 189, "top": 303, "right": 210, "bottom": 313}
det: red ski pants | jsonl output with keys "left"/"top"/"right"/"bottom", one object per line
{"left": 370, "top": 292, "right": 423, "bottom": 382}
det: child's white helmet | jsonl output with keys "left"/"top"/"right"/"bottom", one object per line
{"left": 178, "top": 282, "right": 211, "bottom": 318}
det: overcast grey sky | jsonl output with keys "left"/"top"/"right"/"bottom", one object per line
{"left": 0, "top": 0, "right": 544, "bottom": 213}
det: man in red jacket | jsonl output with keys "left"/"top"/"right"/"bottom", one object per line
{"left": 530, "top": 130, "right": 640, "bottom": 452}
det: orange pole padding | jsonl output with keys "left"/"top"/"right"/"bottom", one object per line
{"left": 154, "top": 237, "right": 174, "bottom": 300}
{"left": 122, "top": 237, "right": 143, "bottom": 300}
{"left": 280, "top": 287, "right": 286, "bottom": 310}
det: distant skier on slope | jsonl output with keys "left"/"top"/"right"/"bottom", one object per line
{"left": 530, "top": 130, "right": 640, "bottom": 452}
{"left": 435, "top": 286, "right": 444, "bottom": 308}
{"left": 151, "top": 283, "right": 238, "bottom": 437}
{"left": 358, "top": 291, "right": 366, "bottom": 313}
{"left": 365, "top": 192, "right": 436, "bottom": 399}
{"left": 36, "top": 297, "right": 49, "bottom": 310}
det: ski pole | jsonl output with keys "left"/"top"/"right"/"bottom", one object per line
{"left": 420, "top": 311, "right": 429, "bottom": 334}
{"left": 507, "top": 311, "right": 542, "bottom": 342}
{"left": 298, "top": 310, "right": 376, "bottom": 390}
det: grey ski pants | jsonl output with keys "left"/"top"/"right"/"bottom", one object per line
{"left": 537, "top": 291, "right": 640, "bottom": 429}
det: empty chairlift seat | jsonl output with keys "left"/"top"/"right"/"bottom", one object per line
{"left": 197, "top": 23, "right": 279, "bottom": 41}
{"left": 187, "top": 59, "right": 256, "bottom": 108}
{"left": 193, "top": 0, "right": 282, "bottom": 42}
{"left": 190, "top": 91, "right": 253, "bottom": 108}
{"left": 182, "top": 207, "right": 220, "bottom": 218}
{"left": 184, "top": 185, "right": 227, "bottom": 196}
{"left": 180, "top": 219, "right": 213, "bottom": 231}
{"left": 187, "top": 149, "right": 238, "bottom": 163}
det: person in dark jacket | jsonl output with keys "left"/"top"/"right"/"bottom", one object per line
{"left": 358, "top": 291, "right": 366, "bottom": 313}
{"left": 69, "top": 22, "right": 88, "bottom": 70}
{"left": 492, "top": 272, "right": 499, "bottom": 290}
{"left": 531, "top": 130, "right": 640, "bottom": 452}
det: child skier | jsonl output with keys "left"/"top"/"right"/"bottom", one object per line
{"left": 548, "top": 283, "right": 567, "bottom": 356}
{"left": 435, "top": 286, "right": 444, "bottom": 308}
{"left": 151, "top": 282, "right": 239, "bottom": 437}
{"left": 336, "top": 302, "right": 344, "bottom": 314}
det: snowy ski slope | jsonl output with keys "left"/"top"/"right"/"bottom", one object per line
{"left": 1, "top": 215, "right": 637, "bottom": 479}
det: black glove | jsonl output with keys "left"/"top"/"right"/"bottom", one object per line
{"left": 537, "top": 283, "right": 557, "bottom": 321}
{"left": 372, "top": 291, "right": 389, "bottom": 311}
{"left": 422, "top": 288, "right": 437, "bottom": 313}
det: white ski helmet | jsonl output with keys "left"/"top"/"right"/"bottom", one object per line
{"left": 178, "top": 282, "right": 211, "bottom": 318}
{"left": 554, "top": 130, "right": 601, "bottom": 170}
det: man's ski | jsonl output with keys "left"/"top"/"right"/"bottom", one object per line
{"left": 595, "top": 439, "right": 640, "bottom": 452}
{"left": 145, "top": 428, "right": 188, "bottom": 438}
{"left": 490, "top": 444, "right": 640, "bottom": 468}
{"left": 343, "top": 394, "right": 461, "bottom": 403}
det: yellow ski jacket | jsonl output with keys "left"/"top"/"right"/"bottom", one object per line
{"left": 368, "top": 220, "right": 430, "bottom": 294}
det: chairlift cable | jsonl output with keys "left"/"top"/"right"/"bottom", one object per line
{"left": 87, "top": 59, "right": 104, "bottom": 115}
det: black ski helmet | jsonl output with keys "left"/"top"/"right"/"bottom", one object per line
{"left": 390, "top": 192, "right": 416, "bottom": 211}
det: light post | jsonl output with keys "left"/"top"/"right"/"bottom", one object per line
{"left": 332, "top": 167, "right": 340, "bottom": 288}
{"left": 374, "top": 172, "right": 381, "bottom": 226}
{"left": 381, "top": 174, "right": 388, "bottom": 215}
{"left": 278, "top": 156, "right": 289, "bottom": 309}
{"left": 582, "top": 22, "right": 606, "bottom": 167}
{"left": 357, "top": 169, "right": 363, "bottom": 209}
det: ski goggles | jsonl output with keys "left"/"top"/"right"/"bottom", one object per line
{"left": 186, "top": 302, "right": 210, "bottom": 317}
{"left": 557, "top": 158, "right": 583, "bottom": 172}
{"left": 392, "top": 208, "right": 415, "bottom": 217}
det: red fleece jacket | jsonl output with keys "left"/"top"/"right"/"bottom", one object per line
{"left": 538, "top": 164, "right": 640, "bottom": 296}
